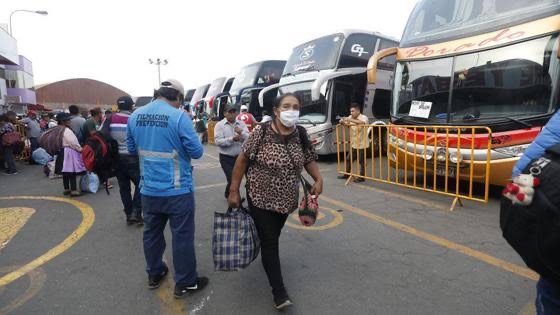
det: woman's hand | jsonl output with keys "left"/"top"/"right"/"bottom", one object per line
{"left": 228, "top": 190, "right": 241, "bottom": 208}
{"left": 309, "top": 178, "right": 323, "bottom": 198}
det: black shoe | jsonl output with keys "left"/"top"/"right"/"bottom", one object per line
{"left": 337, "top": 175, "right": 349, "bottom": 179}
{"left": 274, "top": 293, "right": 293, "bottom": 310}
{"left": 355, "top": 177, "right": 365, "bottom": 182}
{"left": 148, "top": 266, "right": 168, "bottom": 290}
{"left": 136, "top": 217, "right": 144, "bottom": 226}
{"left": 173, "top": 277, "right": 209, "bottom": 299}
{"left": 127, "top": 214, "right": 142, "bottom": 226}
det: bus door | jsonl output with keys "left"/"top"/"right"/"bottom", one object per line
{"left": 331, "top": 81, "right": 353, "bottom": 123}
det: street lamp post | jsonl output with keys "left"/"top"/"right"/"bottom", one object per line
{"left": 9, "top": 10, "right": 48, "bottom": 36}
{"left": 148, "top": 58, "right": 168, "bottom": 85}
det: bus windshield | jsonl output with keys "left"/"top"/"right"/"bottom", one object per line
{"left": 206, "top": 78, "right": 226, "bottom": 98}
{"left": 401, "top": 0, "right": 560, "bottom": 47}
{"left": 393, "top": 35, "right": 559, "bottom": 124}
{"left": 279, "top": 82, "right": 328, "bottom": 124}
{"left": 283, "top": 34, "right": 344, "bottom": 76}
{"left": 230, "top": 64, "right": 260, "bottom": 96}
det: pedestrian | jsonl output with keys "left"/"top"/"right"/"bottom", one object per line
{"left": 236, "top": 104, "right": 256, "bottom": 132}
{"left": 68, "top": 105, "right": 86, "bottom": 142}
{"left": 195, "top": 110, "right": 208, "bottom": 144}
{"left": 260, "top": 110, "right": 272, "bottom": 123}
{"left": 111, "top": 96, "right": 143, "bottom": 226}
{"left": 512, "top": 110, "right": 560, "bottom": 315}
{"left": 47, "top": 113, "right": 57, "bottom": 129}
{"left": 337, "top": 103, "right": 369, "bottom": 182}
{"left": 0, "top": 114, "right": 18, "bottom": 175}
{"left": 214, "top": 104, "right": 249, "bottom": 199}
{"left": 82, "top": 107, "right": 103, "bottom": 140}
{"left": 227, "top": 93, "right": 323, "bottom": 309}
{"left": 21, "top": 111, "right": 41, "bottom": 163}
{"left": 127, "top": 79, "right": 208, "bottom": 298}
{"left": 53, "top": 113, "right": 86, "bottom": 196}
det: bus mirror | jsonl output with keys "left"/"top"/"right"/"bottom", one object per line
{"left": 367, "top": 47, "right": 398, "bottom": 84}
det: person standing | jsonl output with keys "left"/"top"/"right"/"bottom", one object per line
{"left": 214, "top": 104, "right": 249, "bottom": 199}
{"left": 127, "top": 79, "right": 208, "bottom": 298}
{"left": 337, "top": 103, "right": 369, "bottom": 182}
{"left": 21, "top": 111, "right": 41, "bottom": 162}
{"left": 228, "top": 93, "right": 323, "bottom": 310}
{"left": 237, "top": 105, "right": 256, "bottom": 132}
{"left": 68, "top": 105, "right": 86, "bottom": 142}
{"left": 82, "top": 107, "right": 103, "bottom": 140}
{"left": 512, "top": 110, "right": 560, "bottom": 315}
{"left": 111, "top": 96, "right": 142, "bottom": 226}
{"left": 0, "top": 114, "right": 18, "bottom": 175}
{"left": 54, "top": 113, "right": 86, "bottom": 196}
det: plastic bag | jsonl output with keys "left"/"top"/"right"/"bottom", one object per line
{"left": 80, "top": 172, "right": 99, "bottom": 193}
{"left": 32, "top": 148, "right": 53, "bottom": 165}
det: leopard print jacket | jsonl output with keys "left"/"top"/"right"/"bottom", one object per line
{"left": 243, "top": 123, "right": 317, "bottom": 214}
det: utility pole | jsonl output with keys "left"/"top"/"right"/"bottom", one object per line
{"left": 148, "top": 58, "right": 168, "bottom": 85}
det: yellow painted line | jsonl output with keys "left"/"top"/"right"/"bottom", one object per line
{"left": 319, "top": 194, "right": 539, "bottom": 281}
{"left": 0, "top": 207, "right": 35, "bottom": 250}
{"left": 0, "top": 266, "right": 47, "bottom": 315}
{"left": 156, "top": 258, "right": 186, "bottom": 315}
{"left": 0, "top": 196, "right": 95, "bottom": 287}
{"left": 349, "top": 182, "right": 448, "bottom": 211}
{"left": 286, "top": 207, "right": 343, "bottom": 231}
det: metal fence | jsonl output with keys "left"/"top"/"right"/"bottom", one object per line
{"left": 336, "top": 124, "right": 493, "bottom": 211}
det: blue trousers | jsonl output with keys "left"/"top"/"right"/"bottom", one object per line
{"left": 142, "top": 193, "right": 197, "bottom": 286}
{"left": 536, "top": 277, "right": 560, "bottom": 315}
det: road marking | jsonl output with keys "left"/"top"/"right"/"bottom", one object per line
{"left": 0, "top": 207, "right": 35, "bottom": 250}
{"left": 204, "top": 153, "right": 219, "bottom": 161}
{"left": 319, "top": 194, "right": 539, "bottom": 281}
{"left": 0, "top": 196, "right": 95, "bottom": 287}
{"left": 0, "top": 266, "right": 46, "bottom": 315}
{"left": 286, "top": 206, "right": 343, "bottom": 231}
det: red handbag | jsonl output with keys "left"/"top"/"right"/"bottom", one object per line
{"left": 2, "top": 131, "right": 23, "bottom": 146}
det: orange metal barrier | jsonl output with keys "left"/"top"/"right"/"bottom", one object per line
{"left": 14, "top": 123, "right": 30, "bottom": 161}
{"left": 207, "top": 120, "right": 216, "bottom": 145}
{"left": 336, "top": 124, "right": 492, "bottom": 211}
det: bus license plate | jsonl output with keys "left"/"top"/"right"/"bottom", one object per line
{"left": 436, "top": 166, "right": 455, "bottom": 177}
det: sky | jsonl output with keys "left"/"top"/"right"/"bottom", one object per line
{"left": 2, "top": 0, "right": 418, "bottom": 96}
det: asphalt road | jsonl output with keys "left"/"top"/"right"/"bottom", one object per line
{"left": 0, "top": 145, "right": 537, "bottom": 314}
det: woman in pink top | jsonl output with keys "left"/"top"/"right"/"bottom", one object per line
{"left": 54, "top": 113, "right": 86, "bottom": 196}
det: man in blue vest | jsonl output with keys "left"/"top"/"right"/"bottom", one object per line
{"left": 127, "top": 79, "right": 208, "bottom": 299}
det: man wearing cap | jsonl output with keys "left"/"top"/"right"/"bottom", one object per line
{"left": 21, "top": 111, "right": 41, "bottom": 162}
{"left": 111, "top": 96, "right": 143, "bottom": 226}
{"left": 236, "top": 105, "right": 256, "bottom": 132}
{"left": 214, "top": 104, "right": 249, "bottom": 199}
{"left": 127, "top": 79, "right": 208, "bottom": 299}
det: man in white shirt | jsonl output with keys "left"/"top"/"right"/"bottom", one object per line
{"left": 338, "top": 103, "right": 369, "bottom": 182}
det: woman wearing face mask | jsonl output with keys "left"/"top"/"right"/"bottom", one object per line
{"left": 228, "top": 93, "right": 323, "bottom": 310}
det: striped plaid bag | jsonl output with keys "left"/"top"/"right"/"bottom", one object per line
{"left": 212, "top": 206, "right": 260, "bottom": 271}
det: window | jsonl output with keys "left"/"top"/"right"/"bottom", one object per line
{"left": 339, "top": 34, "right": 378, "bottom": 68}
{"left": 377, "top": 40, "right": 398, "bottom": 71}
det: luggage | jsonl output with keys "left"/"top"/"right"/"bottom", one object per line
{"left": 32, "top": 148, "right": 53, "bottom": 165}
{"left": 38, "top": 126, "right": 65, "bottom": 155}
{"left": 81, "top": 134, "right": 119, "bottom": 194}
{"left": 1, "top": 131, "right": 23, "bottom": 146}
{"left": 500, "top": 144, "right": 560, "bottom": 285}
{"left": 212, "top": 206, "right": 260, "bottom": 271}
{"left": 80, "top": 172, "right": 100, "bottom": 193}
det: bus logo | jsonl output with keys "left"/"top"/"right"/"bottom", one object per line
{"left": 351, "top": 44, "right": 369, "bottom": 57}
{"left": 300, "top": 45, "right": 315, "bottom": 61}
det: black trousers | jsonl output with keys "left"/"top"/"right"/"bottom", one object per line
{"left": 63, "top": 173, "right": 77, "bottom": 191}
{"left": 219, "top": 153, "right": 237, "bottom": 198}
{"left": 345, "top": 149, "right": 367, "bottom": 176}
{"left": 248, "top": 198, "right": 289, "bottom": 295}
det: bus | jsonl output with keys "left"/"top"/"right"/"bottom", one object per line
{"left": 201, "top": 77, "right": 234, "bottom": 119}
{"left": 190, "top": 83, "right": 210, "bottom": 114}
{"left": 366, "top": 0, "right": 560, "bottom": 187}
{"left": 228, "top": 60, "right": 285, "bottom": 120}
{"left": 260, "top": 30, "right": 399, "bottom": 155}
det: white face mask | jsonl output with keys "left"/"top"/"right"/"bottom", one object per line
{"left": 279, "top": 110, "right": 300, "bottom": 128}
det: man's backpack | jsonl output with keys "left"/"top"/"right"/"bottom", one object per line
{"left": 500, "top": 144, "right": 560, "bottom": 285}
{"left": 81, "top": 134, "right": 120, "bottom": 194}
{"left": 38, "top": 126, "right": 65, "bottom": 155}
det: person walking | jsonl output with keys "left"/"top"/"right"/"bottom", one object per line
{"left": 214, "top": 104, "right": 249, "bottom": 199}
{"left": 127, "top": 79, "right": 208, "bottom": 298}
{"left": 236, "top": 105, "right": 256, "bottom": 132}
{"left": 68, "top": 105, "right": 86, "bottom": 142}
{"left": 512, "top": 110, "right": 560, "bottom": 315}
{"left": 0, "top": 114, "right": 18, "bottom": 175}
{"left": 21, "top": 111, "right": 41, "bottom": 163}
{"left": 228, "top": 93, "right": 323, "bottom": 309}
{"left": 54, "top": 113, "right": 86, "bottom": 196}
{"left": 111, "top": 96, "right": 143, "bottom": 226}
{"left": 337, "top": 103, "right": 369, "bottom": 182}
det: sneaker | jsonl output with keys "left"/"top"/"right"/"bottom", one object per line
{"left": 148, "top": 266, "right": 169, "bottom": 290}
{"left": 274, "top": 295, "right": 293, "bottom": 310}
{"left": 173, "top": 277, "right": 209, "bottom": 299}
{"left": 3, "top": 171, "right": 17, "bottom": 175}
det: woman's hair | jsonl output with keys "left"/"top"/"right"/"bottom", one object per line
{"left": 272, "top": 93, "right": 301, "bottom": 111}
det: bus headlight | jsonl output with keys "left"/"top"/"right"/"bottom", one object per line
{"left": 423, "top": 148, "right": 434, "bottom": 160}
{"left": 449, "top": 152, "right": 463, "bottom": 164}
{"left": 436, "top": 148, "right": 447, "bottom": 162}
{"left": 495, "top": 144, "right": 530, "bottom": 157}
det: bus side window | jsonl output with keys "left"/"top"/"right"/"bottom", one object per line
{"left": 378, "top": 40, "right": 398, "bottom": 71}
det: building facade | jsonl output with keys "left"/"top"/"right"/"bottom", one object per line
{"left": 0, "top": 25, "right": 19, "bottom": 114}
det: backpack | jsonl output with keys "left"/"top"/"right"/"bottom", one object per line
{"left": 39, "top": 126, "right": 65, "bottom": 155}
{"left": 500, "top": 143, "right": 560, "bottom": 285}
{"left": 196, "top": 119, "right": 207, "bottom": 133}
{"left": 81, "top": 134, "right": 120, "bottom": 194}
